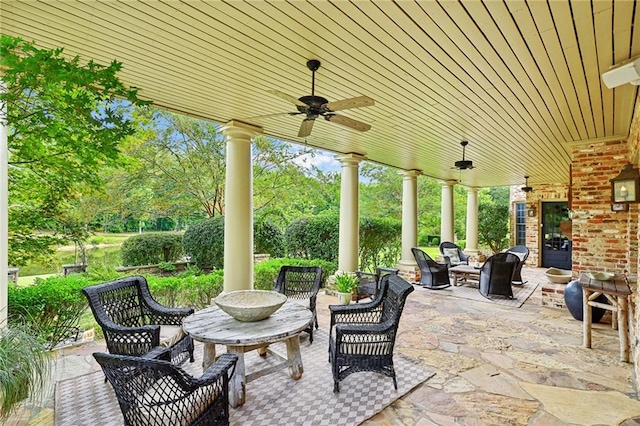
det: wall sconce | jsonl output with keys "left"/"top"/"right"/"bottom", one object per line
{"left": 527, "top": 207, "right": 536, "bottom": 217}
{"left": 610, "top": 162, "right": 640, "bottom": 204}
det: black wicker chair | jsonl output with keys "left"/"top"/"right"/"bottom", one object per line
{"left": 83, "top": 276, "right": 195, "bottom": 365}
{"left": 411, "top": 247, "right": 451, "bottom": 289}
{"left": 94, "top": 351, "right": 238, "bottom": 426}
{"left": 478, "top": 253, "right": 520, "bottom": 299}
{"left": 439, "top": 241, "right": 470, "bottom": 267}
{"left": 329, "top": 274, "right": 414, "bottom": 393}
{"left": 274, "top": 265, "right": 322, "bottom": 343}
{"left": 506, "top": 245, "right": 530, "bottom": 285}
{"left": 354, "top": 267, "right": 399, "bottom": 302}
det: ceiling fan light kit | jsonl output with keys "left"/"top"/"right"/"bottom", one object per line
{"left": 264, "top": 59, "right": 374, "bottom": 138}
{"left": 602, "top": 58, "right": 640, "bottom": 88}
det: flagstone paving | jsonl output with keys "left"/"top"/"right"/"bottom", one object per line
{"left": 15, "top": 267, "right": 640, "bottom": 425}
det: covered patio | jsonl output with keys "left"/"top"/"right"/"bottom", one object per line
{"left": 18, "top": 267, "right": 640, "bottom": 425}
{"left": 2, "top": 1, "right": 640, "bottom": 423}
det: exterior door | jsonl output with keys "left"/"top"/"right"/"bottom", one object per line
{"left": 541, "top": 202, "right": 572, "bottom": 269}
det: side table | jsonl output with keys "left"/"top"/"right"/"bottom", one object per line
{"left": 580, "top": 273, "right": 632, "bottom": 362}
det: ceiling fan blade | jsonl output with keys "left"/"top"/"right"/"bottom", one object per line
{"left": 324, "top": 96, "right": 375, "bottom": 112}
{"left": 298, "top": 118, "right": 315, "bottom": 137}
{"left": 326, "top": 114, "right": 371, "bottom": 132}
{"left": 267, "top": 89, "right": 307, "bottom": 107}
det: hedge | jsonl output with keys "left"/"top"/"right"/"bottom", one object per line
{"left": 120, "top": 232, "right": 183, "bottom": 266}
{"left": 253, "top": 258, "right": 337, "bottom": 291}
{"left": 285, "top": 215, "right": 340, "bottom": 263}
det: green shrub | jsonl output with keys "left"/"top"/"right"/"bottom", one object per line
{"left": 285, "top": 215, "right": 339, "bottom": 263}
{"left": 120, "top": 232, "right": 183, "bottom": 266}
{"left": 253, "top": 258, "right": 336, "bottom": 291}
{"left": 146, "top": 272, "right": 224, "bottom": 310}
{"left": 254, "top": 220, "right": 284, "bottom": 257}
{"left": 7, "top": 275, "right": 91, "bottom": 348}
{"left": 359, "top": 217, "right": 401, "bottom": 271}
{"left": 183, "top": 217, "right": 225, "bottom": 270}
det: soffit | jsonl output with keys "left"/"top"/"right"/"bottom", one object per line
{"left": 1, "top": 0, "right": 639, "bottom": 187}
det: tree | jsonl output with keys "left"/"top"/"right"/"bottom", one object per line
{"left": 0, "top": 35, "right": 149, "bottom": 265}
{"left": 478, "top": 187, "right": 511, "bottom": 253}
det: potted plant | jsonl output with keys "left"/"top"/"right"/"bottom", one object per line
{"left": 334, "top": 273, "right": 360, "bottom": 305}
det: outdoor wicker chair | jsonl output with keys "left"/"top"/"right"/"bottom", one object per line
{"left": 439, "top": 241, "right": 470, "bottom": 267}
{"left": 94, "top": 351, "right": 238, "bottom": 426}
{"left": 83, "top": 276, "right": 195, "bottom": 365}
{"left": 354, "top": 267, "right": 399, "bottom": 302}
{"left": 329, "top": 274, "right": 414, "bottom": 393}
{"left": 274, "top": 265, "right": 322, "bottom": 343}
{"left": 506, "top": 245, "right": 530, "bottom": 285}
{"left": 478, "top": 252, "right": 520, "bottom": 299}
{"left": 411, "top": 247, "right": 451, "bottom": 289}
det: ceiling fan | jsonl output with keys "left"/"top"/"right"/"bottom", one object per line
{"left": 261, "top": 59, "right": 375, "bottom": 138}
{"left": 452, "top": 141, "right": 474, "bottom": 170}
{"left": 521, "top": 176, "right": 533, "bottom": 193}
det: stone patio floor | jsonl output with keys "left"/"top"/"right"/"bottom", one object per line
{"left": 15, "top": 267, "right": 640, "bottom": 425}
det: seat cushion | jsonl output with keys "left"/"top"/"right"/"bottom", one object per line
{"left": 159, "top": 325, "right": 186, "bottom": 348}
{"left": 443, "top": 248, "right": 461, "bottom": 264}
{"left": 287, "top": 297, "right": 312, "bottom": 310}
{"left": 509, "top": 251, "right": 527, "bottom": 261}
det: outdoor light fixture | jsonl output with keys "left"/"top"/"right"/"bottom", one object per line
{"left": 610, "top": 162, "right": 640, "bottom": 205}
{"left": 602, "top": 58, "right": 640, "bottom": 88}
{"left": 521, "top": 176, "right": 533, "bottom": 193}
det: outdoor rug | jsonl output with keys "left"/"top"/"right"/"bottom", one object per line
{"left": 415, "top": 280, "right": 539, "bottom": 308}
{"left": 55, "top": 328, "right": 434, "bottom": 425}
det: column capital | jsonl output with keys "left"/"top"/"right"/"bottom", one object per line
{"left": 438, "top": 179, "right": 457, "bottom": 188}
{"left": 335, "top": 152, "right": 367, "bottom": 165}
{"left": 465, "top": 186, "right": 480, "bottom": 193}
{"left": 221, "top": 120, "right": 263, "bottom": 139}
{"left": 398, "top": 169, "right": 422, "bottom": 178}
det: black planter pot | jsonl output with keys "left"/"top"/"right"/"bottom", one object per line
{"left": 564, "top": 279, "right": 607, "bottom": 322}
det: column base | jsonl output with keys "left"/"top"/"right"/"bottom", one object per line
{"left": 395, "top": 263, "right": 420, "bottom": 284}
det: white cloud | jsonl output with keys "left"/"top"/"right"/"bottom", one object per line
{"left": 292, "top": 152, "right": 340, "bottom": 171}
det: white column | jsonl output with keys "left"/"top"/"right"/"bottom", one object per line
{"left": 336, "top": 153, "right": 365, "bottom": 273}
{"left": 465, "top": 187, "right": 480, "bottom": 256}
{"left": 0, "top": 82, "right": 7, "bottom": 327}
{"left": 440, "top": 180, "right": 455, "bottom": 243}
{"left": 221, "top": 121, "right": 262, "bottom": 292}
{"left": 398, "top": 170, "right": 421, "bottom": 268}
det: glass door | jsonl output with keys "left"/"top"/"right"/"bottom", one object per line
{"left": 541, "top": 202, "right": 572, "bottom": 269}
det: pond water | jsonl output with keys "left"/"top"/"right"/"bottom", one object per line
{"left": 20, "top": 246, "right": 122, "bottom": 276}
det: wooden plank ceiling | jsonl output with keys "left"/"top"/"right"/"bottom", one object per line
{"left": 1, "top": 0, "right": 639, "bottom": 187}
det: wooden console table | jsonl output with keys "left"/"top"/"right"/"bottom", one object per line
{"left": 579, "top": 273, "right": 632, "bottom": 362}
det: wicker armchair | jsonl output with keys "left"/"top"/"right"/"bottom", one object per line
{"left": 94, "top": 351, "right": 238, "bottom": 426}
{"left": 274, "top": 265, "right": 322, "bottom": 343}
{"left": 478, "top": 253, "right": 520, "bottom": 299}
{"left": 439, "top": 241, "right": 470, "bottom": 267}
{"left": 83, "top": 276, "right": 195, "bottom": 365}
{"left": 354, "top": 267, "right": 399, "bottom": 302}
{"left": 411, "top": 247, "right": 451, "bottom": 289}
{"left": 506, "top": 245, "right": 530, "bottom": 284}
{"left": 329, "top": 274, "right": 414, "bottom": 393}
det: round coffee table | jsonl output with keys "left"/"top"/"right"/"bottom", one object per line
{"left": 182, "top": 301, "right": 312, "bottom": 407}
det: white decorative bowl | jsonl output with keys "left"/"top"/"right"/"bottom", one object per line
{"left": 585, "top": 271, "right": 615, "bottom": 281}
{"left": 544, "top": 267, "right": 572, "bottom": 284}
{"left": 214, "top": 290, "right": 287, "bottom": 322}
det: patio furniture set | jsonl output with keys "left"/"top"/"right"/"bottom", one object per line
{"left": 82, "top": 267, "right": 413, "bottom": 425}
{"left": 412, "top": 242, "right": 531, "bottom": 300}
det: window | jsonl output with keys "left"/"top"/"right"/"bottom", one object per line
{"left": 515, "top": 202, "right": 526, "bottom": 246}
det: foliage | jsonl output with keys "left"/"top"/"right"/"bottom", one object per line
{"left": 254, "top": 219, "right": 284, "bottom": 257}
{"left": 333, "top": 272, "right": 360, "bottom": 293}
{"left": 478, "top": 200, "right": 510, "bottom": 254}
{"left": 253, "top": 258, "right": 336, "bottom": 291}
{"left": 285, "top": 215, "right": 340, "bottom": 263}
{"left": 147, "top": 271, "right": 224, "bottom": 310}
{"left": 7, "top": 275, "right": 90, "bottom": 348}
{"left": 359, "top": 217, "right": 402, "bottom": 271}
{"left": 0, "top": 325, "right": 50, "bottom": 421}
{"left": 120, "top": 232, "right": 183, "bottom": 266}
{"left": 0, "top": 35, "right": 149, "bottom": 265}
{"left": 183, "top": 217, "right": 225, "bottom": 270}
